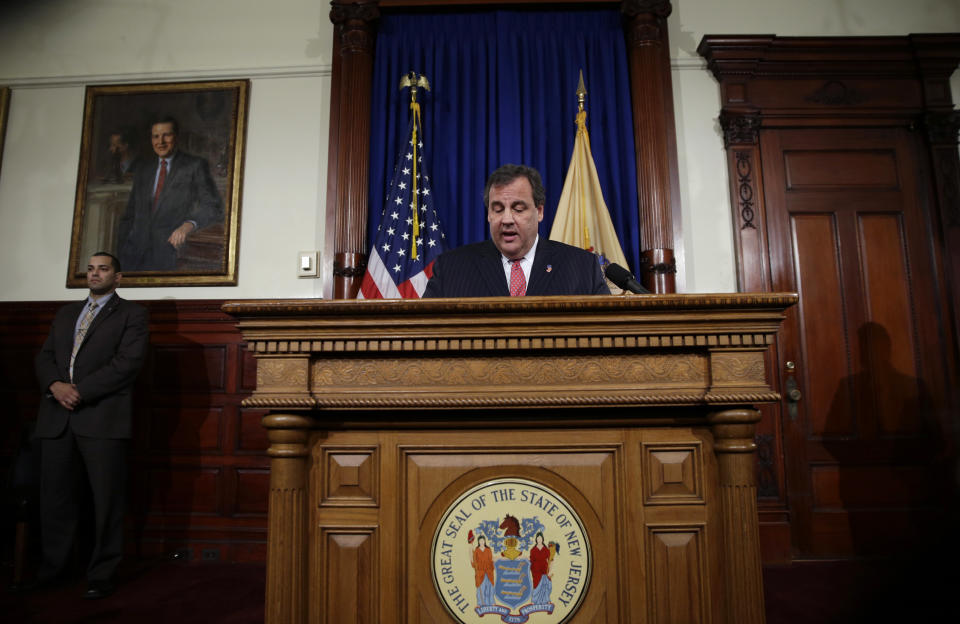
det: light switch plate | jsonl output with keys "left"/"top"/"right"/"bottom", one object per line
{"left": 298, "top": 251, "right": 318, "bottom": 278}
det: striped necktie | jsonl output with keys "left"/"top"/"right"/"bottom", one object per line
{"left": 509, "top": 259, "right": 526, "bottom": 296}
{"left": 70, "top": 301, "right": 98, "bottom": 382}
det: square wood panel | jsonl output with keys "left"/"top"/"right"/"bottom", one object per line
{"left": 643, "top": 443, "right": 704, "bottom": 505}
{"left": 320, "top": 446, "right": 379, "bottom": 507}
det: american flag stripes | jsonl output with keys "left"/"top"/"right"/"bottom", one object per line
{"left": 358, "top": 103, "right": 447, "bottom": 299}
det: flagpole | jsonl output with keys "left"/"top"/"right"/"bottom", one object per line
{"left": 358, "top": 72, "right": 447, "bottom": 299}
{"left": 550, "top": 70, "right": 631, "bottom": 291}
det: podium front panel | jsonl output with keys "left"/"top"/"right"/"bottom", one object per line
{"left": 225, "top": 294, "right": 796, "bottom": 624}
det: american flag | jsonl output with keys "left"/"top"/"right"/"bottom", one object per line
{"left": 358, "top": 109, "right": 447, "bottom": 299}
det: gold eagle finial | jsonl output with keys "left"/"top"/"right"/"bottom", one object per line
{"left": 399, "top": 71, "right": 431, "bottom": 104}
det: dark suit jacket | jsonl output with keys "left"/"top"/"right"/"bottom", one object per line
{"left": 34, "top": 295, "right": 149, "bottom": 440}
{"left": 423, "top": 239, "right": 610, "bottom": 298}
{"left": 117, "top": 150, "right": 223, "bottom": 271}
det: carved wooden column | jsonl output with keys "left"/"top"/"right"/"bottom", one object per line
{"left": 912, "top": 35, "right": 960, "bottom": 374}
{"left": 621, "top": 0, "right": 677, "bottom": 293}
{"left": 328, "top": 0, "right": 380, "bottom": 298}
{"left": 250, "top": 348, "right": 316, "bottom": 624}
{"left": 709, "top": 408, "right": 766, "bottom": 624}
{"left": 263, "top": 413, "right": 313, "bottom": 624}
{"left": 719, "top": 112, "right": 771, "bottom": 293}
{"left": 924, "top": 110, "right": 960, "bottom": 355}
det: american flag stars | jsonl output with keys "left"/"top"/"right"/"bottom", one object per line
{"left": 358, "top": 103, "right": 448, "bottom": 299}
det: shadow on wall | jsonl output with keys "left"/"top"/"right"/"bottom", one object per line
{"left": 822, "top": 321, "right": 959, "bottom": 619}
{"left": 129, "top": 304, "right": 212, "bottom": 562}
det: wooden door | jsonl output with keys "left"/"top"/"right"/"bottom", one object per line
{"left": 760, "top": 127, "right": 955, "bottom": 557}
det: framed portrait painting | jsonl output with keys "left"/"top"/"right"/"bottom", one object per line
{"left": 68, "top": 80, "right": 249, "bottom": 287}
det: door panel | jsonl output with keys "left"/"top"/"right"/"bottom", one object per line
{"left": 791, "top": 213, "right": 850, "bottom": 437}
{"left": 761, "top": 127, "right": 952, "bottom": 557}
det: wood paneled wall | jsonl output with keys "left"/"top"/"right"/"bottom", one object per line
{"left": 699, "top": 34, "right": 960, "bottom": 561}
{"left": 1, "top": 297, "right": 792, "bottom": 568}
{"left": 0, "top": 300, "right": 268, "bottom": 563}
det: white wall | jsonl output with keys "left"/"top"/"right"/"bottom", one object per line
{"left": 0, "top": 0, "right": 957, "bottom": 300}
{"left": 0, "top": 0, "right": 333, "bottom": 301}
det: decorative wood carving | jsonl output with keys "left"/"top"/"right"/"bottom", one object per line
{"left": 717, "top": 110, "right": 769, "bottom": 292}
{"left": 720, "top": 112, "right": 761, "bottom": 148}
{"left": 225, "top": 293, "right": 794, "bottom": 623}
{"left": 733, "top": 151, "right": 757, "bottom": 229}
{"left": 804, "top": 80, "right": 867, "bottom": 106}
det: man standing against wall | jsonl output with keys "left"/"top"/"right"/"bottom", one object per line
{"left": 116, "top": 116, "right": 223, "bottom": 271}
{"left": 34, "top": 252, "right": 149, "bottom": 599}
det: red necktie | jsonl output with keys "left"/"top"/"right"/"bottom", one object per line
{"left": 153, "top": 159, "right": 167, "bottom": 210}
{"left": 509, "top": 259, "right": 526, "bottom": 296}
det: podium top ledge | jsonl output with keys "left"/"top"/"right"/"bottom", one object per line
{"left": 222, "top": 293, "right": 797, "bottom": 318}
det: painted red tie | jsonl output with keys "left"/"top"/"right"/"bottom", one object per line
{"left": 153, "top": 159, "right": 167, "bottom": 210}
{"left": 509, "top": 259, "right": 526, "bottom": 296}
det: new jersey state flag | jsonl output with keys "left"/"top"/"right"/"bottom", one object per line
{"left": 549, "top": 106, "right": 629, "bottom": 275}
{"left": 358, "top": 106, "right": 447, "bottom": 299}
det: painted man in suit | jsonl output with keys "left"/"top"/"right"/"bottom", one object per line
{"left": 423, "top": 164, "right": 610, "bottom": 297}
{"left": 34, "top": 252, "right": 149, "bottom": 599}
{"left": 116, "top": 116, "right": 223, "bottom": 271}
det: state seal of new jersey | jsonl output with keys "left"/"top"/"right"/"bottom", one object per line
{"left": 431, "top": 478, "right": 592, "bottom": 624}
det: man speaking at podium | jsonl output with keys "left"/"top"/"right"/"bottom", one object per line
{"left": 423, "top": 164, "right": 609, "bottom": 298}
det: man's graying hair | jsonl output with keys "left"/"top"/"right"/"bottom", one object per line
{"left": 483, "top": 164, "right": 546, "bottom": 209}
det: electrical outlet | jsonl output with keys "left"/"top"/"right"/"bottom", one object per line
{"left": 298, "top": 251, "right": 318, "bottom": 278}
{"left": 201, "top": 548, "right": 220, "bottom": 561}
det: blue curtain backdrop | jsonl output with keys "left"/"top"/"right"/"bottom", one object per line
{"left": 368, "top": 9, "right": 641, "bottom": 273}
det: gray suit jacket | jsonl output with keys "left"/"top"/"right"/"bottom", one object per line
{"left": 34, "top": 295, "right": 149, "bottom": 439}
{"left": 117, "top": 151, "right": 223, "bottom": 271}
{"left": 423, "top": 239, "right": 610, "bottom": 298}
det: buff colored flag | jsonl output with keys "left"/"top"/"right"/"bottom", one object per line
{"left": 549, "top": 71, "right": 629, "bottom": 282}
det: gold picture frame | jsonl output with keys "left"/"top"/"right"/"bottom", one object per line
{"left": 68, "top": 80, "right": 249, "bottom": 287}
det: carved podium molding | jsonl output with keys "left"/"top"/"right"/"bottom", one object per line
{"left": 225, "top": 294, "right": 795, "bottom": 623}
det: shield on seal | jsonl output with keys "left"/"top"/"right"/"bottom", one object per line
{"left": 494, "top": 558, "right": 531, "bottom": 609}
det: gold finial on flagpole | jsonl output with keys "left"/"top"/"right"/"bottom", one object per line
{"left": 576, "top": 69, "right": 587, "bottom": 113}
{"left": 397, "top": 71, "right": 431, "bottom": 260}
{"left": 399, "top": 71, "right": 431, "bottom": 104}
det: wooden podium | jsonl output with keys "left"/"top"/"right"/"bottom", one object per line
{"left": 224, "top": 294, "right": 795, "bottom": 624}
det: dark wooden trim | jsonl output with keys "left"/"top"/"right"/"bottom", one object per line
{"left": 0, "top": 300, "right": 267, "bottom": 563}
{"left": 698, "top": 33, "right": 960, "bottom": 563}
{"left": 622, "top": 0, "right": 677, "bottom": 293}
{"left": 328, "top": 1, "right": 380, "bottom": 298}
{"left": 912, "top": 35, "right": 960, "bottom": 376}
